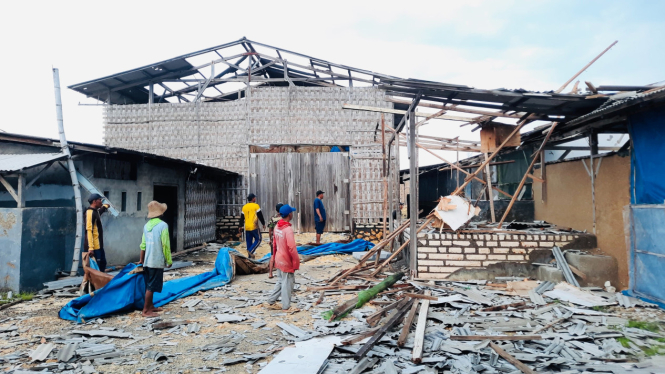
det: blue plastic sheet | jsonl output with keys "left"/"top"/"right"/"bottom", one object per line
{"left": 257, "top": 239, "right": 374, "bottom": 263}
{"left": 629, "top": 107, "right": 665, "bottom": 204}
{"left": 60, "top": 248, "right": 235, "bottom": 322}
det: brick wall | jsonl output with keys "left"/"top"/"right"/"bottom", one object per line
{"left": 416, "top": 231, "right": 595, "bottom": 279}
{"left": 216, "top": 216, "right": 241, "bottom": 242}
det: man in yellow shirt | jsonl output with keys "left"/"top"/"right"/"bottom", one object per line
{"left": 239, "top": 193, "right": 265, "bottom": 259}
{"left": 84, "top": 193, "right": 109, "bottom": 272}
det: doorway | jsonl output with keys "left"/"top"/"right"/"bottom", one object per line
{"left": 153, "top": 185, "right": 178, "bottom": 247}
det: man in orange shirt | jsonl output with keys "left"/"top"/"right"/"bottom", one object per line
{"left": 265, "top": 204, "right": 300, "bottom": 311}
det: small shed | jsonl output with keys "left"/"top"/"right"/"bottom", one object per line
{"left": 0, "top": 132, "right": 236, "bottom": 292}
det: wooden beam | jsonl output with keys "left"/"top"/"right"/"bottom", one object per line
{"left": 25, "top": 161, "right": 55, "bottom": 190}
{"left": 497, "top": 123, "right": 558, "bottom": 228}
{"left": 412, "top": 290, "right": 431, "bottom": 363}
{"left": 343, "top": 104, "right": 472, "bottom": 122}
{"left": 555, "top": 40, "right": 618, "bottom": 93}
{"left": 438, "top": 160, "right": 515, "bottom": 171}
{"left": 370, "top": 217, "right": 434, "bottom": 277}
{"left": 484, "top": 153, "right": 495, "bottom": 222}
{"left": 17, "top": 174, "right": 25, "bottom": 208}
{"left": 451, "top": 335, "right": 542, "bottom": 341}
{"left": 402, "top": 293, "right": 437, "bottom": 301}
{"left": 0, "top": 174, "right": 19, "bottom": 203}
{"left": 397, "top": 299, "right": 420, "bottom": 347}
{"left": 489, "top": 342, "right": 536, "bottom": 374}
{"left": 526, "top": 173, "right": 545, "bottom": 183}
{"left": 492, "top": 186, "right": 513, "bottom": 199}
{"left": 385, "top": 97, "right": 524, "bottom": 119}
{"left": 416, "top": 143, "right": 486, "bottom": 185}
{"left": 354, "top": 299, "right": 414, "bottom": 360}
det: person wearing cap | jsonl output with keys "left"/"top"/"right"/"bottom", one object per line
{"left": 138, "top": 201, "right": 172, "bottom": 317}
{"left": 267, "top": 203, "right": 284, "bottom": 278}
{"left": 265, "top": 204, "right": 299, "bottom": 311}
{"left": 239, "top": 193, "right": 266, "bottom": 259}
{"left": 314, "top": 190, "right": 326, "bottom": 245}
{"left": 84, "top": 193, "right": 109, "bottom": 272}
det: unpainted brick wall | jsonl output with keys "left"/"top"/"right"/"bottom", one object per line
{"left": 416, "top": 231, "right": 594, "bottom": 280}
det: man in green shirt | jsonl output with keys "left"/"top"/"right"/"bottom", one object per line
{"left": 138, "top": 201, "right": 172, "bottom": 317}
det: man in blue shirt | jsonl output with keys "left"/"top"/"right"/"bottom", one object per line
{"left": 314, "top": 190, "right": 326, "bottom": 245}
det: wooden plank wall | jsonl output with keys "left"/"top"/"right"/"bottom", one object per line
{"left": 250, "top": 153, "right": 350, "bottom": 232}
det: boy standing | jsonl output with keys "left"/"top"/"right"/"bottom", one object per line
{"left": 138, "top": 201, "right": 172, "bottom": 317}
{"left": 265, "top": 204, "right": 300, "bottom": 311}
{"left": 267, "top": 203, "right": 284, "bottom": 278}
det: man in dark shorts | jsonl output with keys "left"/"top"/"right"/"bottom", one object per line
{"left": 138, "top": 201, "right": 172, "bottom": 317}
{"left": 314, "top": 190, "right": 326, "bottom": 245}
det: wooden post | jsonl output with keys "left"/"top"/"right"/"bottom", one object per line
{"left": 497, "top": 123, "right": 558, "bottom": 228}
{"left": 484, "top": 153, "right": 495, "bottom": 222}
{"left": 540, "top": 150, "right": 547, "bottom": 203}
{"left": 397, "top": 300, "right": 420, "bottom": 347}
{"left": 412, "top": 290, "right": 431, "bottom": 363}
{"left": 380, "top": 114, "right": 388, "bottom": 256}
{"left": 408, "top": 109, "right": 418, "bottom": 275}
{"left": 17, "top": 174, "right": 26, "bottom": 208}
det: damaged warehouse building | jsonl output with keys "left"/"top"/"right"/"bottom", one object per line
{"left": 3, "top": 37, "right": 665, "bottom": 373}
{"left": 64, "top": 37, "right": 665, "bottom": 303}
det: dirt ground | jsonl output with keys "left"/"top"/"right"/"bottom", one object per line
{"left": 0, "top": 232, "right": 362, "bottom": 373}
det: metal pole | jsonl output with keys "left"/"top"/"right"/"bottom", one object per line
{"left": 54, "top": 68, "right": 84, "bottom": 276}
{"left": 408, "top": 109, "right": 418, "bottom": 274}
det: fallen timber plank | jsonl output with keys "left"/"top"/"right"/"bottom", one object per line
{"left": 370, "top": 217, "right": 435, "bottom": 277}
{"left": 332, "top": 220, "right": 410, "bottom": 284}
{"left": 341, "top": 326, "right": 381, "bottom": 345}
{"left": 354, "top": 298, "right": 414, "bottom": 360}
{"left": 397, "top": 299, "right": 421, "bottom": 347}
{"left": 451, "top": 335, "right": 542, "bottom": 341}
{"left": 403, "top": 293, "right": 438, "bottom": 301}
{"left": 412, "top": 290, "right": 431, "bottom": 363}
{"left": 489, "top": 342, "right": 536, "bottom": 374}
{"left": 480, "top": 301, "right": 526, "bottom": 312}
{"left": 365, "top": 300, "right": 402, "bottom": 327}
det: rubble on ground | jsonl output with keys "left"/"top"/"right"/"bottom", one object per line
{"left": 2, "top": 232, "right": 665, "bottom": 373}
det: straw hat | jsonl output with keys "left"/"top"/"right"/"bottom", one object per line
{"left": 147, "top": 201, "right": 167, "bottom": 219}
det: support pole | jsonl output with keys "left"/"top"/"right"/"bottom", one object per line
{"left": 408, "top": 109, "right": 418, "bottom": 274}
{"left": 497, "top": 123, "right": 558, "bottom": 228}
{"left": 54, "top": 68, "right": 84, "bottom": 276}
{"left": 484, "top": 153, "right": 495, "bottom": 223}
{"left": 381, "top": 114, "right": 388, "bottom": 244}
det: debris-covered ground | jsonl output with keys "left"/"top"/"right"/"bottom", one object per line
{"left": 3, "top": 232, "right": 665, "bottom": 373}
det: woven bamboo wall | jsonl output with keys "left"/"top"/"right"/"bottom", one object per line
{"left": 103, "top": 86, "right": 396, "bottom": 225}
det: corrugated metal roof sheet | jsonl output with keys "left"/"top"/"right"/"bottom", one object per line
{"left": 0, "top": 153, "right": 66, "bottom": 172}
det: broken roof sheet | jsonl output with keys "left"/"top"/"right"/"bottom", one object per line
{"left": 0, "top": 152, "right": 66, "bottom": 173}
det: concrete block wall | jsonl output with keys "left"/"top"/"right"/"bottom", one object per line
{"left": 416, "top": 231, "right": 594, "bottom": 280}
{"left": 217, "top": 215, "right": 241, "bottom": 242}
{"left": 354, "top": 222, "right": 388, "bottom": 243}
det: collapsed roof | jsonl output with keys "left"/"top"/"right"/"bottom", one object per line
{"left": 70, "top": 37, "right": 622, "bottom": 123}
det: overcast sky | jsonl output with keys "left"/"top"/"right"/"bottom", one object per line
{"left": 1, "top": 0, "right": 663, "bottom": 167}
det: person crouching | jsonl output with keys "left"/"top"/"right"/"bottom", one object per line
{"left": 265, "top": 204, "right": 300, "bottom": 311}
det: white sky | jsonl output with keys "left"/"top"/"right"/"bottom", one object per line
{"left": 1, "top": 0, "right": 662, "bottom": 169}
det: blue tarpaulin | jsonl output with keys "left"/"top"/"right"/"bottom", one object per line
{"left": 257, "top": 239, "right": 374, "bottom": 263}
{"left": 629, "top": 107, "right": 665, "bottom": 204}
{"left": 60, "top": 248, "right": 235, "bottom": 322}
